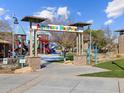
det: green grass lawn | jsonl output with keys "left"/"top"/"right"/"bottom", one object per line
{"left": 79, "top": 59, "right": 124, "bottom": 78}
{"left": 95, "top": 59, "right": 124, "bottom": 70}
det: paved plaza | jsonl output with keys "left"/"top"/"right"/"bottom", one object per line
{"left": 0, "top": 63, "right": 124, "bottom": 93}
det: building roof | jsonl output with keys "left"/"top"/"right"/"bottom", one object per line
{"left": 115, "top": 29, "right": 124, "bottom": 32}
{"left": 69, "top": 22, "right": 92, "bottom": 27}
{"left": 0, "top": 39, "right": 10, "bottom": 44}
{"left": 21, "top": 16, "right": 47, "bottom": 23}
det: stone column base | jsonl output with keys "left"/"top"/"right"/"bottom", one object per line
{"left": 26, "top": 56, "right": 41, "bottom": 71}
{"left": 73, "top": 55, "right": 87, "bottom": 65}
{"left": 117, "top": 54, "right": 124, "bottom": 57}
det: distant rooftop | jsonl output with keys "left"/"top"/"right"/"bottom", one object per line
{"left": 0, "top": 39, "right": 10, "bottom": 44}
{"left": 21, "top": 16, "right": 47, "bottom": 23}
{"left": 69, "top": 22, "right": 92, "bottom": 27}
{"left": 115, "top": 29, "right": 124, "bottom": 32}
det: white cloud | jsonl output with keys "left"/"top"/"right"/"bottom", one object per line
{"left": 87, "top": 20, "right": 94, "bottom": 24}
{"left": 45, "top": 7, "right": 56, "bottom": 11}
{"left": 57, "top": 7, "right": 70, "bottom": 20}
{"left": 34, "top": 6, "right": 70, "bottom": 21}
{"left": 0, "top": 8, "right": 6, "bottom": 16}
{"left": 4, "top": 15, "right": 11, "bottom": 20}
{"left": 77, "top": 11, "right": 82, "bottom": 16}
{"left": 34, "top": 7, "right": 57, "bottom": 20}
{"left": 104, "top": 19, "right": 113, "bottom": 25}
{"left": 34, "top": 10, "right": 54, "bottom": 20}
{"left": 105, "top": 0, "right": 124, "bottom": 18}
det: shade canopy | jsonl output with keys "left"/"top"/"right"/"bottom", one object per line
{"left": 21, "top": 16, "right": 47, "bottom": 23}
{"left": 69, "top": 22, "right": 91, "bottom": 27}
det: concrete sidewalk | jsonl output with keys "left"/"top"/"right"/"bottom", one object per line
{"left": 0, "top": 72, "right": 42, "bottom": 93}
{"left": 0, "top": 63, "right": 124, "bottom": 93}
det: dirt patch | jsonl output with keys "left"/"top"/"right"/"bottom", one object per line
{"left": 0, "top": 66, "right": 20, "bottom": 74}
{"left": 0, "top": 68, "right": 14, "bottom": 74}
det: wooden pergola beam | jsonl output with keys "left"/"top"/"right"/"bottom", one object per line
{"left": 69, "top": 22, "right": 92, "bottom": 27}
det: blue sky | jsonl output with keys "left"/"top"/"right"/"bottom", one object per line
{"left": 0, "top": 0, "right": 124, "bottom": 34}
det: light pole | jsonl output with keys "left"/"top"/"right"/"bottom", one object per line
{"left": 12, "top": 15, "right": 19, "bottom": 57}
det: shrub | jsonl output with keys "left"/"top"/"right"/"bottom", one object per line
{"left": 66, "top": 53, "right": 74, "bottom": 61}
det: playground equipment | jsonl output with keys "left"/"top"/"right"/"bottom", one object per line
{"left": 14, "top": 25, "right": 28, "bottom": 56}
{"left": 40, "top": 54, "right": 64, "bottom": 62}
{"left": 38, "top": 34, "right": 50, "bottom": 54}
{"left": 49, "top": 42, "right": 57, "bottom": 54}
{"left": 37, "top": 33, "right": 58, "bottom": 54}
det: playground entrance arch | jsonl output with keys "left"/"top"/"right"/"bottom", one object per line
{"left": 22, "top": 16, "right": 91, "bottom": 67}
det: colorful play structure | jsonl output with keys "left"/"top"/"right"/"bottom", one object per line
{"left": 37, "top": 34, "right": 57, "bottom": 54}
{"left": 14, "top": 25, "right": 28, "bottom": 56}
{"left": 38, "top": 34, "right": 50, "bottom": 54}
{"left": 14, "top": 24, "right": 57, "bottom": 57}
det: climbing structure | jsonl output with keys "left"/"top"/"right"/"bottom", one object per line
{"left": 38, "top": 34, "right": 50, "bottom": 54}
{"left": 14, "top": 25, "right": 28, "bottom": 56}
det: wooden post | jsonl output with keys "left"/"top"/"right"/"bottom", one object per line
{"left": 76, "top": 33, "right": 79, "bottom": 55}
{"left": 34, "top": 30, "right": 38, "bottom": 57}
{"left": 79, "top": 33, "right": 81, "bottom": 55}
{"left": 29, "top": 22, "right": 33, "bottom": 57}
{"left": 81, "top": 33, "right": 83, "bottom": 55}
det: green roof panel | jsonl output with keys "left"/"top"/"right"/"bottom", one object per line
{"left": 14, "top": 25, "right": 26, "bottom": 35}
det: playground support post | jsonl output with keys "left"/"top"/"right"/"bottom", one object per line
{"left": 89, "top": 26, "right": 92, "bottom": 64}
{"left": 29, "top": 21, "right": 33, "bottom": 57}
{"left": 76, "top": 33, "right": 84, "bottom": 56}
{"left": 76, "top": 33, "right": 79, "bottom": 55}
{"left": 78, "top": 33, "right": 81, "bottom": 55}
{"left": 34, "top": 30, "right": 38, "bottom": 57}
{"left": 74, "top": 32, "right": 86, "bottom": 65}
{"left": 81, "top": 33, "right": 83, "bottom": 55}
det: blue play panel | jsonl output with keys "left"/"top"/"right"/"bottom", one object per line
{"left": 39, "top": 54, "right": 64, "bottom": 62}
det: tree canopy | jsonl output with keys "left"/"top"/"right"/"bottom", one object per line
{"left": 0, "top": 20, "right": 12, "bottom": 43}
{"left": 0, "top": 20, "right": 12, "bottom": 32}
{"left": 84, "top": 29, "right": 116, "bottom": 52}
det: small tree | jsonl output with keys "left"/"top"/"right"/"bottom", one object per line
{"left": 103, "top": 26, "right": 117, "bottom": 52}
{"left": 0, "top": 20, "right": 12, "bottom": 32}
{"left": 50, "top": 32, "right": 77, "bottom": 50}
{"left": 84, "top": 28, "right": 117, "bottom": 53}
{"left": 84, "top": 30, "right": 105, "bottom": 48}
{"left": 0, "top": 20, "right": 12, "bottom": 42}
